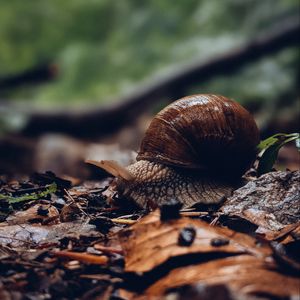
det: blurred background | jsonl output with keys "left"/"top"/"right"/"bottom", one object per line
{"left": 0, "top": 0, "right": 299, "bottom": 178}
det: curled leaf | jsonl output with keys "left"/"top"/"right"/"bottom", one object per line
{"left": 257, "top": 133, "right": 299, "bottom": 176}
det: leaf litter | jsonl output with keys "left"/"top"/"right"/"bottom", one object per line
{"left": 0, "top": 169, "right": 299, "bottom": 299}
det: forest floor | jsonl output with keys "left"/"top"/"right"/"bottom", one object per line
{"left": 0, "top": 164, "right": 299, "bottom": 300}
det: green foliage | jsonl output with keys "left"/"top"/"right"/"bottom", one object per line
{"left": 0, "top": 182, "right": 57, "bottom": 204}
{"left": 0, "top": 0, "right": 298, "bottom": 107}
{"left": 257, "top": 133, "right": 300, "bottom": 176}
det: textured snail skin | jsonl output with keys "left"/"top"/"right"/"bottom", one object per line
{"left": 112, "top": 94, "right": 260, "bottom": 208}
{"left": 116, "top": 160, "right": 233, "bottom": 209}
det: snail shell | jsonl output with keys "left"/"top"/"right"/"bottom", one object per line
{"left": 88, "top": 94, "right": 260, "bottom": 209}
{"left": 138, "top": 94, "right": 259, "bottom": 177}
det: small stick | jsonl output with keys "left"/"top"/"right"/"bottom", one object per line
{"left": 210, "top": 215, "right": 220, "bottom": 226}
{"left": 53, "top": 251, "right": 108, "bottom": 265}
{"left": 180, "top": 211, "right": 209, "bottom": 217}
{"left": 93, "top": 244, "right": 124, "bottom": 255}
{"left": 114, "top": 214, "right": 136, "bottom": 219}
{"left": 111, "top": 218, "right": 136, "bottom": 225}
{"left": 179, "top": 208, "right": 196, "bottom": 212}
{"left": 64, "top": 188, "right": 89, "bottom": 217}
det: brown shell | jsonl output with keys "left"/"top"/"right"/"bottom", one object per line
{"left": 137, "top": 94, "right": 260, "bottom": 177}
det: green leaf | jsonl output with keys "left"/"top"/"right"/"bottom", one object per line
{"left": 0, "top": 182, "right": 57, "bottom": 204}
{"left": 257, "top": 133, "right": 299, "bottom": 152}
{"left": 257, "top": 133, "right": 299, "bottom": 176}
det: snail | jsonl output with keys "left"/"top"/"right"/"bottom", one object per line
{"left": 87, "top": 94, "right": 260, "bottom": 209}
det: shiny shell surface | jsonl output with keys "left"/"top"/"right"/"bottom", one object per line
{"left": 137, "top": 94, "right": 260, "bottom": 176}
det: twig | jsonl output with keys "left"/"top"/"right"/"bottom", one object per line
{"left": 114, "top": 214, "right": 137, "bottom": 219}
{"left": 210, "top": 215, "right": 221, "bottom": 226}
{"left": 53, "top": 250, "right": 108, "bottom": 265}
{"left": 93, "top": 244, "right": 124, "bottom": 255}
{"left": 180, "top": 211, "right": 209, "bottom": 217}
{"left": 110, "top": 218, "right": 137, "bottom": 225}
{"left": 64, "top": 188, "right": 89, "bottom": 218}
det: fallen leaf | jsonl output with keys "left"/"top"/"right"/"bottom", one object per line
{"left": 119, "top": 210, "right": 271, "bottom": 274}
{"left": 5, "top": 204, "right": 59, "bottom": 225}
{"left": 144, "top": 255, "right": 300, "bottom": 298}
{"left": 256, "top": 222, "right": 300, "bottom": 243}
{"left": 0, "top": 222, "right": 102, "bottom": 248}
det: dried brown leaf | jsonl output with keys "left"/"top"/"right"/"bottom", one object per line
{"left": 5, "top": 204, "right": 59, "bottom": 225}
{"left": 256, "top": 222, "right": 300, "bottom": 243}
{"left": 119, "top": 210, "right": 271, "bottom": 274}
{"left": 144, "top": 255, "right": 300, "bottom": 298}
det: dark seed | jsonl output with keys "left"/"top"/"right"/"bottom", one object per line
{"left": 210, "top": 237, "right": 229, "bottom": 247}
{"left": 160, "top": 198, "right": 182, "bottom": 221}
{"left": 178, "top": 226, "right": 196, "bottom": 246}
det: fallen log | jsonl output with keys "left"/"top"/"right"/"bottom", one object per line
{"left": 11, "top": 16, "right": 300, "bottom": 137}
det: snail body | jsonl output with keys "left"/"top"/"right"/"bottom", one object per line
{"left": 88, "top": 94, "right": 260, "bottom": 208}
{"left": 118, "top": 160, "right": 233, "bottom": 208}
